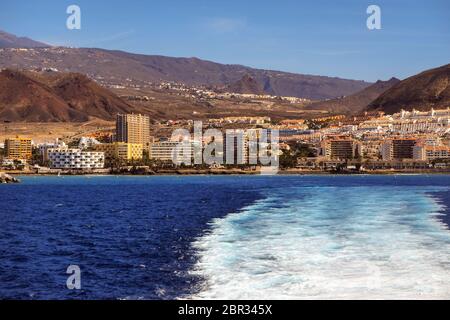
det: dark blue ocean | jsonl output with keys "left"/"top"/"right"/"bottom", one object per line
{"left": 0, "top": 175, "right": 449, "bottom": 299}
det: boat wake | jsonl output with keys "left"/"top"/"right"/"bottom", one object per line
{"left": 190, "top": 185, "right": 450, "bottom": 299}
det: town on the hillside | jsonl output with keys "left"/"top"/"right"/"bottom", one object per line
{"left": 1, "top": 107, "right": 450, "bottom": 175}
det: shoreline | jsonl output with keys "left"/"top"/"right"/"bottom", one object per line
{"left": 5, "top": 169, "right": 450, "bottom": 177}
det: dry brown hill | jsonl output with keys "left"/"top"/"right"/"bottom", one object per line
{"left": 52, "top": 73, "right": 132, "bottom": 120}
{"left": 225, "top": 74, "right": 265, "bottom": 95}
{"left": 305, "top": 77, "right": 400, "bottom": 114}
{"left": 0, "top": 69, "right": 133, "bottom": 122}
{"left": 366, "top": 64, "right": 450, "bottom": 114}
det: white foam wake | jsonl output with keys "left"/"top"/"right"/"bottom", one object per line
{"left": 190, "top": 186, "right": 450, "bottom": 299}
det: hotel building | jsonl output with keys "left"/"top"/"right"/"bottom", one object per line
{"left": 4, "top": 137, "right": 32, "bottom": 160}
{"left": 223, "top": 130, "right": 250, "bottom": 165}
{"left": 116, "top": 113, "right": 150, "bottom": 151}
{"left": 381, "top": 138, "right": 417, "bottom": 160}
{"left": 359, "top": 139, "right": 383, "bottom": 160}
{"left": 48, "top": 149, "right": 104, "bottom": 169}
{"left": 93, "top": 142, "right": 143, "bottom": 164}
{"left": 413, "top": 145, "right": 450, "bottom": 161}
{"left": 322, "top": 138, "right": 359, "bottom": 160}
{"left": 148, "top": 141, "right": 197, "bottom": 164}
{"left": 38, "top": 139, "right": 67, "bottom": 163}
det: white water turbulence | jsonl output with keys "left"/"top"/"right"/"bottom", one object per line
{"left": 190, "top": 186, "right": 450, "bottom": 299}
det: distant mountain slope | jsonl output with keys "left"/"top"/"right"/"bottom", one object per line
{"left": 0, "top": 30, "right": 49, "bottom": 48}
{"left": 52, "top": 73, "right": 133, "bottom": 120}
{"left": 306, "top": 77, "right": 401, "bottom": 114}
{"left": 366, "top": 64, "right": 450, "bottom": 114}
{"left": 225, "top": 74, "right": 265, "bottom": 95}
{"left": 0, "top": 31, "right": 371, "bottom": 100}
{"left": 0, "top": 69, "right": 133, "bottom": 122}
{"left": 0, "top": 69, "right": 82, "bottom": 122}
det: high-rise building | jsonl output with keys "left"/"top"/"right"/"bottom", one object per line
{"left": 116, "top": 114, "right": 150, "bottom": 151}
{"left": 5, "top": 137, "right": 32, "bottom": 160}
{"left": 382, "top": 138, "right": 417, "bottom": 160}
{"left": 224, "top": 130, "right": 249, "bottom": 165}
{"left": 322, "top": 138, "right": 358, "bottom": 160}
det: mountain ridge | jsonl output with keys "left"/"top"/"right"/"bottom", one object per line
{"left": 0, "top": 30, "right": 49, "bottom": 48}
{"left": 366, "top": 64, "right": 450, "bottom": 114}
{"left": 305, "top": 77, "right": 401, "bottom": 114}
{"left": 0, "top": 30, "right": 372, "bottom": 100}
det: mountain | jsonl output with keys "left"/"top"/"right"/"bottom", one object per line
{"left": 366, "top": 64, "right": 450, "bottom": 114}
{"left": 305, "top": 77, "right": 401, "bottom": 114}
{"left": 225, "top": 74, "right": 265, "bottom": 95}
{"left": 51, "top": 73, "right": 133, "bottom": 120}
{"left": 0, "top": 31, "right": 371, "bottom": 99}
{"left": 0, "top": 30, "right": 49, "bottom": 48}
{"left": 0, "top": 69, "right": 133, "bottom": 122}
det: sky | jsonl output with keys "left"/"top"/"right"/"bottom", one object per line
{"left": 0, "top": 0, "right": 449, "bottom": 82}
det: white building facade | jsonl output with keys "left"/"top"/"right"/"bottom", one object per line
{"left": 48, "top": 149, "right": 104, "bottom": 169}
{"left": 413, "top": 145, "right": 450, "bottom": 161}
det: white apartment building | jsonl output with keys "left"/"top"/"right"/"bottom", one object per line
{"left": 395, "top": 108, "right": 450, "bottom": 120}
{"left": 390, "top": 119, "right": 449, "bottom": 133}
{"left": 149, "top": 135, "right": 255, "bottom": 165}
{"left": 38, "top": 139, "right": 67, "bottom": 162}
{"left": 149, "top": 141, "right": 197, "bottom": 164}
{"left": 413, "top": 145, "right": 450, "bottom": 161}
{"left": 48, "top": 149, "right": 104, "bottom": 169}
{"left": 359, "top": 108, "right": 450, "bottom": 134}
{"left": 149, "top": 141, "right": 180, "bottom": 161}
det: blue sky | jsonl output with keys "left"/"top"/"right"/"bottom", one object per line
{"left": 0, "top": 0, "right": 448, "bottom": 82}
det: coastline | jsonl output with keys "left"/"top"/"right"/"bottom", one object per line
{"left": 4, "top": 169, "right": 450, "bottom": 177}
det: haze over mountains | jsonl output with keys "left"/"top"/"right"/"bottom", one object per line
{"left": 0, "top": 30, "right": 371, "bottom": 100}
{"left": 306, "top": 77, "right": 401, "bottom": 114}
{"left": 0, "top": 30, "right": 49, "bottom": 49}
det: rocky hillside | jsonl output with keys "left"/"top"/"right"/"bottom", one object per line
{"left": 225, "top": 74, "right": 265, "bottom": 95}
{"left": 366, "top": 64, "right": 450, "bottom": 114}
{"left": 0, "top": 69, "right": 133, "bottom": 122}
{"left": 306, "top": 77, "right": 401, "bottom": 114}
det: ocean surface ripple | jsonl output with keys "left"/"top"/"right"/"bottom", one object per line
{"left": 0, "top": 175, "right": 449, "bottom": 299}
{"left": 191, "top": 176, "right": 450, "bottom": 299}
